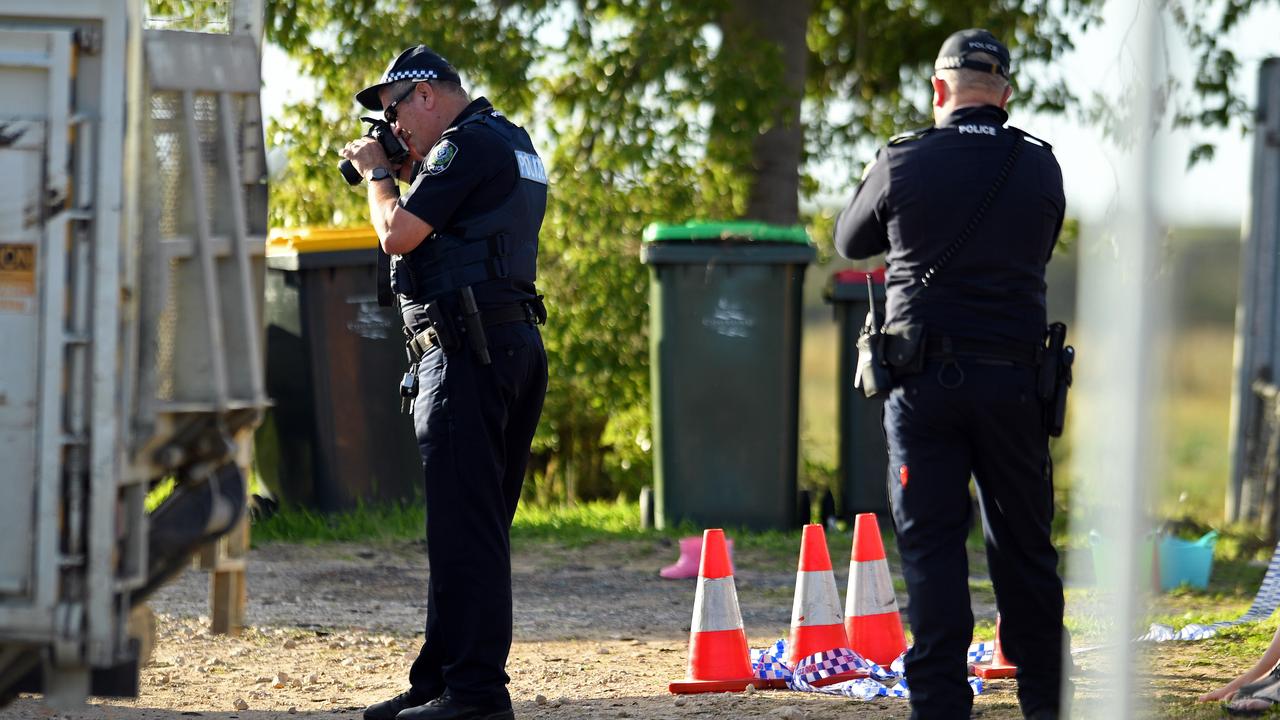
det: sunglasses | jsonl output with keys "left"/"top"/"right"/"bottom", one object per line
{"left": 384, "top": 84, "right": 417, "bottom": 124}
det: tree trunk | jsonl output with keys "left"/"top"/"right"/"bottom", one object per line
{"left": 718, "top": 0, "right": 811, "bottom": 225}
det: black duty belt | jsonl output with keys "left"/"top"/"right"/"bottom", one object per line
{"left": 407, "top": 302, "right": 540, "bottom": 361}
{"left": 923, "top": 335, "right": 1041, "bottom": 367}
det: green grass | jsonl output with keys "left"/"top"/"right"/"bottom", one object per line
{"left": 251, "top": 500, "right": 426, "bottom": 544}
{"left": 249, "top": 497, "right": 908, "bottom": 562}
{"left": 250, "top": 498, "right": 655, "bottom": 546}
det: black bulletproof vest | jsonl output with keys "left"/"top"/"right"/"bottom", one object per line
{"left": 398, "top": 111, "right": 547, "bottom": 303}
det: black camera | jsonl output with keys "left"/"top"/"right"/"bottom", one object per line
{"left": 338, "top": 116, "right": 410, "bottom": 185}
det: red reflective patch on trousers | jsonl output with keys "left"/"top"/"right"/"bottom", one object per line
{"left": 899, "top": 465, "right": 909, "bottom": 488}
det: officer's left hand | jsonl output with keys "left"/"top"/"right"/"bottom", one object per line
{"left": 339, "top": 137, "right": 390, "bottom": 177}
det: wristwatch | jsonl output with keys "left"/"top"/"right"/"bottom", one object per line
{"left": 368, "top": 166, "right": 394, "bottom": 183}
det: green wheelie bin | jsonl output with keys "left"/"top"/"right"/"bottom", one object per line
{"left": 825, "top": 268, "right": 890, "bottom": 518}
{"left": 641, "top": 221, "right": 816, "bottom": 531}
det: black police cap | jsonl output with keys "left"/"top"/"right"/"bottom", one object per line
{"left": 356, "top": 45, "right": 462, "bottom": 111}
{"left": 934, "top": 29, "right": 1011, "bottom": 79}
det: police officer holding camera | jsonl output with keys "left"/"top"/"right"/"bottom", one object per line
{"left": 835, "top": 29, "right": 1069, "bottom": 720}
{"left": 339, "top": 46, "right": 549, "bottom": 720}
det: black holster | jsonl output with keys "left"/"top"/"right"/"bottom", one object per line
{"left": 423, "top": 300, "right": 461, "bottom": 354}
{"left": 458, "top": 286, "right": 491, "bottom": 365}
{"left": 855, "top": 322, "right": 926, "bottom": 399}
{"left": 1037, "top": 322, "right": 1074, "bottom": 437}
{"left": 854, "top": 317, "right": 892, "bottom": 399}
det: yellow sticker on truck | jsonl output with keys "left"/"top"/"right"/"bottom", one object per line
{"left": 0, "top": 243, "right": 36, "bottom": 310}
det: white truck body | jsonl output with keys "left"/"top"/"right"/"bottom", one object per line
{"left": 0, "top": 0, "right": 267, "bottom": 706}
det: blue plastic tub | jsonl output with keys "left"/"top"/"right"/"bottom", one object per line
{"left": 1159, "top": 531, "right": 1218, "bottom": 591}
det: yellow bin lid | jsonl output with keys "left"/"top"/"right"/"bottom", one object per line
{"left": 266, "top": 227, "right": 380, "bottom": 256}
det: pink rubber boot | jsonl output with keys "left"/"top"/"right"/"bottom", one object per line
{"left": 660, "top": 535, "right": 733, "bottom": 579}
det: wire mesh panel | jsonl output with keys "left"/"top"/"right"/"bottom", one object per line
{"left": 143, "top": 0, "right": 230, "bottom": 33}
{"left": 148, "top": 92, "right": 184, "bottom": 402}
{"left": 134, "top": 30, "right": 267, "bottom": 469}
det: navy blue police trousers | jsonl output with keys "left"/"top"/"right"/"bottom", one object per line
{"left": 406, "top": 321, "right": 547, "bottom": 710}
{"left": 883, "top": 359, "right": 1066, "bottom": 719}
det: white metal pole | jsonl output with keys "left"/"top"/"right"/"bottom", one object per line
{"left": 1069, "top": 0, "right": 1162, "bottom": 716}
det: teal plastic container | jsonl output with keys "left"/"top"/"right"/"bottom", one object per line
{"left": 1159, "top": 531, "right": 1218, "bottom": 591}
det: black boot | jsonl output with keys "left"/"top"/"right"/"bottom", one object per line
{"left": 364, "top": 689, "right": 436, "bottom": 720}
{"left": 395, "top": 693, "right": 514, "bottom": 720}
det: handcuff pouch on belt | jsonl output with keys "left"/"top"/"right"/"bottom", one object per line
{"left": 1037, "top": 321, "right": 1074, "bottom": 437}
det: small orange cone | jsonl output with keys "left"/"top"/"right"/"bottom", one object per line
{"left": 973, "top": 614, "right": 1017, "bottom": 679}
{"left": 844, "top": 513, "right": 907, "bottom": 665}
{"left": 788, "top": 524, "right": 862, "bottom": 686}
{"left": 668, "top": 529, "right": 761, "bottom": 694}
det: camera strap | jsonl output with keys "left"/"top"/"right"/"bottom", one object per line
{"left": 918, "top": 129, "right": 1026, "bottom": 288}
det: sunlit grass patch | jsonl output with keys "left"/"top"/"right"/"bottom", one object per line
{"left": 251, "top": 501, "right": 425, "bottom": 544}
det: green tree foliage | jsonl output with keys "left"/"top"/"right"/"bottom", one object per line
{"left": 1161, "top": 0, "right": 1273, "bottom": 166}
{"left": 156, "top": 0, "right": 1263, "bottom": 502}
{"left": 252, "top": 0, "right": 1108, "bottom": 503}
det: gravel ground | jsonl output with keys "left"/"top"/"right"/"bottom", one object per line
{"left": 0, "top": 537, "right": 1130, "bottom": 719}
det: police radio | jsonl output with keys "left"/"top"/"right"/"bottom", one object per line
{"left": 339, "top": 117, "right": 411, "bottom": 185}
{"left": 854, "top": 275, "right": 893, "bottom": 398}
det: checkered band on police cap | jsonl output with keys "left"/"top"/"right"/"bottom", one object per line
{"left": 356, "top": 45, "right": 462, "bottom": 111}
{"left": 934, "top": 28, "right": 1011, "bottom": 79}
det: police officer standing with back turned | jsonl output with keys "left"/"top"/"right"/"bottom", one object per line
{"left": 834, "top": 29, "right": 1069, "bottom": 720}
{"left": 339, "top": 46, "right": 549, "bottom": 720}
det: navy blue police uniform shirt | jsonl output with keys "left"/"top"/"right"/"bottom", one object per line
{"left": 834, "top": 105, "right": 1066, "bottom": 347}
{"left": 398, "top": 97, "right": 536, "bottom": 312}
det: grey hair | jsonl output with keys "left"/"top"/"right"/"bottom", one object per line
{"left": 386, "top": 78, "right": 469, "bottom": 102}
{"left": 936, "top": 51, "right": 1009, "bottom": 96}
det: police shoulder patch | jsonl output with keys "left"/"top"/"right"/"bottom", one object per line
{"left": 888, "top": 126, "right": 934, "bottom": 145}
{"left": 424, "top": 140, "right": 458, "bottom": 175}
{"left": 514, "top": 150, "right": 548, "bottom": 185}
{"left": 1007, "top": 125, "right": 1054, "bottom": 151}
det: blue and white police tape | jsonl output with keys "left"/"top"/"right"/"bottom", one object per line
{"left": 1141, "top": 538, "right": 1280, "bottom": 642}
{"left": 967, "top": 640, "right": 995, "bottom": 665}
{"left": 750, "top": 639, "right": 791, "bottom": 681}
{"left": 750, "top": 639, "right": 986, "bottom": 700}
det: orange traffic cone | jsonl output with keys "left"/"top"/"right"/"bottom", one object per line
{"left": 973, "top": 614, "right": 1017, "bottom": 679}
{"left": 844, "top": 513, "right": 907, "bottom": 665}
{"left": 669, "top": 529, "right": 760, "bottom": 694}
{"left": 788, "top": 524, "right": 862, "bottom": 686}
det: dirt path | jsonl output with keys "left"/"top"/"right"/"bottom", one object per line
{"left": 0, "top": 538, "right": 1230, "bottom": 718}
